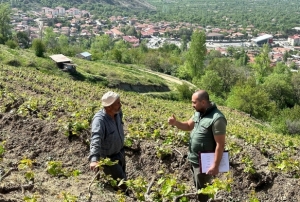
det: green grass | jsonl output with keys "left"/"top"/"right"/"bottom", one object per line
{"left": 0, "top": 45, "right": 170, "bottom": 89}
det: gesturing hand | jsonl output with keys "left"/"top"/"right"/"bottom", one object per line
{"left": 168, "top": 114, "right": 177, "bottom": 126}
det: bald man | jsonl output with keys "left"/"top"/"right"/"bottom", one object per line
{"left": 168, "top": 90, "right": 227, "bottom": 202}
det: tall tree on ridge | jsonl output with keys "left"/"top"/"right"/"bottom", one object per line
{"left": 252, "top": 44, "right": 271, "bottom": 84}
{"left": 185, "top": 30, "right": 206, "bottom": 78}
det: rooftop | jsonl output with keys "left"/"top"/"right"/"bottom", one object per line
{"left": 49, "top": 54, "right": 72, "bottom": 63}
{"left": 252, "top": 34, "right": 273, "bottom": 42}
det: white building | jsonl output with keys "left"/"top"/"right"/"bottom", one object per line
{"left": 66, "top": 8, "right": 81, "bottom": 16}
{"left": 288, "top": 35, "right": 300, "bottom": 46}
{"left": 251, "top": 34, "right": 273, "bottom": 46}
{"left": 55, "top": 7, "right": 65, "bottom": 16}
{"left": 41, "top": 7, "right": 53, "bottom": 15}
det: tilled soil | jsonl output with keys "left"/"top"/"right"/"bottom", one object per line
{"left": 0, "top": 113, "right": 299, "bottom": 202}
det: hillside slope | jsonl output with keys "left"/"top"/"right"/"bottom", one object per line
{"left": 0, "top": 48, "right": 300, "bottom": 201}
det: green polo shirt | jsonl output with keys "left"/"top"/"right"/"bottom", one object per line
{"left": 188, "top": 103, "right": 227, "bottom": 164}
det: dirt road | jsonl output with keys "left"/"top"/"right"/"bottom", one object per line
{"left": 139, "top": 68, "right": 196, "bottom": 88}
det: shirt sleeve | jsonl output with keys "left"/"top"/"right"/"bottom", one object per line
{"left": 89, "top": 116, "right": 105, "bottom": 162}
{"left": 212, "top": 117, "right": 227, "bottom": 135}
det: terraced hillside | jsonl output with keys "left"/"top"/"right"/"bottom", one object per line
{"left": 0, "top": 46, "right": 300, "bottom": 202}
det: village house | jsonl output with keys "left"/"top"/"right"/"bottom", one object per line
{"left": 76, "top": 52, "right": 92, "bottom": 60}
{"left": 206, "top": 32, "right": 224, "bottom": 40}
{"left": 81, "top": 10, "right": 91, "bottom": 17}
{"left": 288, "top": 35, "right": 300, "bottom": 46}
{"left": 55, "top": 7, "right": 65, "bottom": 16}
{"left": 70, "top": 27, "right": 78, "bottom": 37}
{"left": 270, "top": 52, "right": 283, "bottom": 63}
{"left": 231, "top": 32, "right": 245, "bottom": 39}
{"left": 123, "top": 36, "right": 139, "bottom": 46}
{"left": 41, "top": 7, "right": 52, "bottom": 15}
{"left": 80, "top": 29, "right": 92, "bottom": 37}
{"left": 66, "top": 8, "right": 81, "bottom": 16}
{"left": 215, "top": 47, "right": 228, "bottom": 56}
{"left": 104, "top": 30, "right": 113, "bottom": 37}
{"left": 55, "top": 23, "right": 62, "bottom": 28}
{"left": 61, "top": 27, "right": 70, "bottom": 36}
{"left": 110, "top": 28, "right": 124, "bottom": 38}
{"left": 141, "top": 27, "right": 159, "bottom": 38}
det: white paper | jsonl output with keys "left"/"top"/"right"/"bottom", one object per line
{"left": 199, "top": 151, "right": 229, "bottom": 173}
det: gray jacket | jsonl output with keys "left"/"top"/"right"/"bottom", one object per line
{"left": 89, "top": 109, "right": 124, "bottom": 162}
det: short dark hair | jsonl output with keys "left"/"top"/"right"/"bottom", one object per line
{"left": 196, "top": 90, "right": 209, "bottom": 101}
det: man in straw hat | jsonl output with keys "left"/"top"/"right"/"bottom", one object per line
{"left": 89, "top": 91, "right": 126, "bottom": 191}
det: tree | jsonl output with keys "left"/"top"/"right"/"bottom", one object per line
{"left": 227, "top": 46, "right": 235, "bottom": 56}
{"left": 262, "top": 73, "right": 295, "bottom": 109}
{"left": 58, "top": 35, "right": 69, "bottom": 49}
{"left": 283, "top": 51, "right": 290, "bottom": 62}
{"left": 143, "top": 52, "right": 160, "bottom": 71}
{"left": 207, "top": 50, "right": 222, "bottom": 60}
{"left": 111, "top": 49, "right": 122, "bottom": 63}
{"left": 226, "top": 84, "right": 276, "bottom": 121}
{"left": 16, "top": 31, "right": 30, "bottom": 48}
{"left": 206, "top": 58, "right": 248, "bottom": 95}
{"left": 126, "top": 48, "right": 142, "bottom": 64}
{"left": 291, "top": 73, "right": 300, "bottom": 105}
{"left": 90, "top": 35, "right": 113, "bottom": 60}
{"left": 185, "top": 30, "right": 206, "bottom": 78}
{"left": 43, "top": 27, "right": 59, "bottom": 53}
{"left": 125, "top": 26, "right": 137, "bottom": 36}
{"left": 176, "top": 83, "right": 194, "bottom": 101}
{"left": 289, "top": 61, "right": 297, "bottom": 70}
{"left": 32, "top": 39, "right": 46, "bottom": 57}
{"left": 273, "top": 62, "right": 291, "bottom": 75}
{"left": 0, "top": 3, "right": 12, "bottom": 44}
{"left": 272, "top": 105, "right": 300, "bottom": 135}
{"left": 196, "top": 70, "right": 223, "bottom": 96}
{"left": 251, "top": 44, "right": 271, "bottom": 84}
{"left": 5, "top": 39, "right": 18, "bottom": 49}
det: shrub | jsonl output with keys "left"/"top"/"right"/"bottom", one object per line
{"left": 27, "top": 61, "right": 37, "bottom": 67}
{"left": 176, "top": 83, "right": 194, "bottom": 101}
{"left": 286, "top": 120, "right": 300, "bottom": 135}
{"left": 6, "top": 59, "right": 21, "bottom": 67}
{"left": 32, "top": 39, "right": 46, "bottom": 57}
{"left": 5, "top": 39, "right": 18, "bottom": 49}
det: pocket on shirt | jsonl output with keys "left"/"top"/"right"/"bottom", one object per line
{"left": 199, "top": 122, "right": 210, "bottom": 133}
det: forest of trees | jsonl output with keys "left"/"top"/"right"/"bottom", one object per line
{"left": 1, "top": 2, "right": 300, "bottom": 137}
{"left": 145, "top": 0, "right": 300, "bottom": 35}
{"left": 3, "top": 0, "right": 300, "bottom": 35}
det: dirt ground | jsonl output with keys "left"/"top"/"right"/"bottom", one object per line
{"left": 0, "top": 113, "right": 300, "bottom": 202}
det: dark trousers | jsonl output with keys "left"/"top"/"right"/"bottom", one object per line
{"left": 103, "top": 148, "right": 126, "bottom": 181}
{"left": 191, "top": 163, "right": 212, "bottom": 202}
